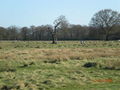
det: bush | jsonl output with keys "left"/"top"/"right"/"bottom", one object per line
{"left": 102, "top": 60, "right": 120, "bottom": 70}
{"left": 83, "top": 62, "right": 97, "bottom": 68}
{"left": 0, "top": 47, "right": 2, "bottom": 49}
{"left": 83, "top": 60, "right": 120, "bottom": 70}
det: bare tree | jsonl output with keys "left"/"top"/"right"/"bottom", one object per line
{"left": 49, "top": 15, "right": 69, "bottom": 44}
{"left": 7, "top": 26, "right": 18, "bottom": 40}
{"left": 20, "top": 27, "right": 29, "bottom": 40}
{"left": 0, "top": 27, "right": 7, "bottom": 40}
{"left": 90, "top": 9, "right": 120, "bottom": 40}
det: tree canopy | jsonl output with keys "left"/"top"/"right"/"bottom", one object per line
{"left": 90, "top": 9, "right": 120, "bottom": 40}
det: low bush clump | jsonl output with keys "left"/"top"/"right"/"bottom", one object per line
{"left": 83, "top": 60, "right": 120, "bottom": 70}
{"left": 0, "top": 47, "right": 2, "bottom": 49}
{"left": 102, "top": 60, "right": 120, "bottom": 70}
{"left": 83, "top": 62, "right": 97, "bottom": 68}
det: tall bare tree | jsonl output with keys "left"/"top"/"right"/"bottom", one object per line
{"left": 90, "top": 9, "right": 120, "bottom": 40}
{"left": 0, "top": 27, "right": 7, "bottom": 40}
{"left": 49, "top": 15, "right": 69, "bottom": 44}
{"left": 7, "top": 26, "right": 18, "bottom": 40}
{"left": 20, "top": 27, "right": 29, "bottom": 40}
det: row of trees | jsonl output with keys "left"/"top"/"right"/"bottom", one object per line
{"left": 0, "top": 9, "right": 120, "bottom": 43}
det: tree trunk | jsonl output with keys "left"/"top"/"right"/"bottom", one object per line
{"left": 105, "top": 29, "right": 110, "bottom": 41}
{"left": 52, "top": 33, "right": 57, "bottom": 44}
{"left": 105, "top": 34, "right": 109, "bottom": 41}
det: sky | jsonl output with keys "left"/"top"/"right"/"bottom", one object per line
{"left": 0, "top": 0, "right": 120, "bottom": 27}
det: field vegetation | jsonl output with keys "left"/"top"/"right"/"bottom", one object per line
{"left": 0, "top": 41, "right": 120, "bottom": 90}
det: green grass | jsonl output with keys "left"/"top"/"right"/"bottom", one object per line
{"left": 0, "top": 41, "right": 120, "bottom": 90}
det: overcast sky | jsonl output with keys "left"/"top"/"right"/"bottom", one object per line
{"left": 0, "top": 0, "right": 120, "bottom": 27}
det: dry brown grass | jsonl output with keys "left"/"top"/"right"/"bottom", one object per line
{"left": 0, "top": 48, "right": 120, "bottom": 61}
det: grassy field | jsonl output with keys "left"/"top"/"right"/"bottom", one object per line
{"left": 0, "top": 41, "right": 120, "bottom": 90}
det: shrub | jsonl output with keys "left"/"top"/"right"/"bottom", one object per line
{"left": 83, "top": 62, "right": 97, "bottom": 68}
{"left": 102, "top": 60, "right": 120, "bottom": 70}
{"left": 0, "top": 46, "right": 2, "bottom": 49}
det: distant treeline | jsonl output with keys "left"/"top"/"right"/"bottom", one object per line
{"left": 1, "top": 9, "right": 120, "bottom": 41}
{"left": 0, "top": 24, "right": 120, "bottom": 41}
